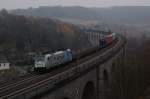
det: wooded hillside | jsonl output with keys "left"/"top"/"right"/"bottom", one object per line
{"left": 0, "top": 9, "right": 89, "bottom": 64}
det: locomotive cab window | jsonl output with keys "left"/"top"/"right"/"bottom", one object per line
{"left": 47, "top": 57, "right": 50, "bottom": 60}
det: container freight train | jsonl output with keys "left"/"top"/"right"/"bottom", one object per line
{"left": 34, "top": 32, "right": 117, "bottom": 72}
{"left": 99, "top": 32, "right": 117, "bottom": 48}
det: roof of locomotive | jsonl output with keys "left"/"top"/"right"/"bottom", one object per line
{"left": 53, "top": 51, "right": 64, "bottom": 55}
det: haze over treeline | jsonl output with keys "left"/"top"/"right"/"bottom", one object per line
{"left": 11, "top": 6, "right": 150, "bottom": 24}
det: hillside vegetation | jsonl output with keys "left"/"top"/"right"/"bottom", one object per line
{"left": 0, "top": 9, "right": 89, "bottom": 64}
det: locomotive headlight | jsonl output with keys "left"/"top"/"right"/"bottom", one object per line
{"left": 40, "top": 62, "right": 45, "bottom": 67}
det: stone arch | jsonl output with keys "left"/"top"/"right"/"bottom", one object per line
{"left": 82, "top": 81, "right": 96, "bottom": 99}
{"left": 103, "top": 69, "right": 109, "bottom": 88}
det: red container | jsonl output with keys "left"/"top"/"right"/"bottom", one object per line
{"left": 106, "top": 34, "right": 113, "bottom": 44}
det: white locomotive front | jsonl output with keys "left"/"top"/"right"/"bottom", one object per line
{"left": 34, "top": 49, "right": 73, "bottom": 72}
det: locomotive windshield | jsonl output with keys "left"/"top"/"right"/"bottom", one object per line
{"left": 35, "top": 56, "right": 45, "bottom": 62}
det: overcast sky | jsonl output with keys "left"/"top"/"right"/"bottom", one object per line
{"left": 0, "top": 0, "right": 150, "bottom": 10}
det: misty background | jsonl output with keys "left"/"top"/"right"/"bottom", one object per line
{"left": 1, "top": 0, "right": 150, "bottom": 10}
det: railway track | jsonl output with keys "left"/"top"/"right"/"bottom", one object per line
{"left": 0, "top": 74, "right": 48, "bottom": 96}
{"left": 0, "top": 61, "right": 77, "bottom": 97}
{"left": 0, "top": 74, "right": 39, "bottom": 91}
{"left": 0, "top": 73, "right": 36, "bottom": 88}
{"left": 0, "top": 38, "right": 119, "bottom": 98}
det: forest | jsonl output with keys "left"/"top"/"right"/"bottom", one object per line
{"left": 0, "top": 9, "right": 89, "bottom": 65}
{"left": 109, "top": 31, "right": 150, "bottom": 99}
